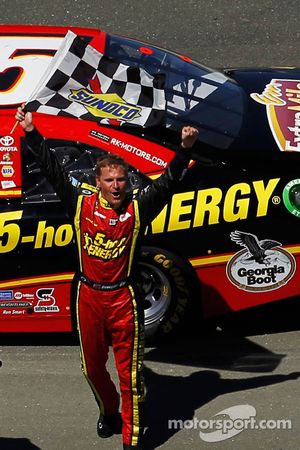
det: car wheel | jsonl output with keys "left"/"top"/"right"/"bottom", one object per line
{"left": 138, "top": 246, "right": 197, "bottom": 345}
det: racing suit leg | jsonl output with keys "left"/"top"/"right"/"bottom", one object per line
{"left": 76, "top": 282, "right": 144, "bottom": 446}
{"left": 108, "top": 285, "right": 145, "bottom": 447}
{"left": 76, "top": 282, "right": 120, "bottom": 416}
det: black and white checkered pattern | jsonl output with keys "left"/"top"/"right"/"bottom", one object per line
{"left": 25, "top": 31, "right": 165, "bottom": 127}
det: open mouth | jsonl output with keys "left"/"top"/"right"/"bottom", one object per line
{"left": 112, "top": 192, "right": 121, "bottom": 199}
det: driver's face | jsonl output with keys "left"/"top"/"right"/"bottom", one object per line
{"left": 96, "top": 165, "right": 128, "bottom": 209}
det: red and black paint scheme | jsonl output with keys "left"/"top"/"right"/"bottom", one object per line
{"left": 0, "top": 25, "right": 300, "bottom": 341}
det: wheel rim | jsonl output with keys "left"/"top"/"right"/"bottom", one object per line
{"left": 139, "top": 262, "right": 172, "bottom": 333}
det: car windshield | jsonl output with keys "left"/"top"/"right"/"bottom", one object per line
{"left": 105, "top": 34, "right": 246, "bottom": 150}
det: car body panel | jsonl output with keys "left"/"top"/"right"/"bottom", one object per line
{"left": 1, "top": 24, "right": 300, "bottom": 332}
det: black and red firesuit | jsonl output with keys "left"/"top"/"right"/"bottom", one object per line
{"left": 24, "top": 128, "right": 192, "bottom": 447}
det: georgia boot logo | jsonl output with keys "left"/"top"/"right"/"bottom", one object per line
{"left": 226, "top": 230, "right": 296, "bottom": 292}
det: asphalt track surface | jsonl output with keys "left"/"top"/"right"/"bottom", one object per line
{"left": 0, "top": 1, "right": 300, "bottom": 449}
{"left": 0, "top": 0, "right": 299, "bottom": 68}
{"left": 0, "top": 326, "right": 300, "bottom": 450}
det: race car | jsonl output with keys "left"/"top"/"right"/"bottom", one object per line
{"left": 0, "top": 24, "right": 300, "bottom": 342}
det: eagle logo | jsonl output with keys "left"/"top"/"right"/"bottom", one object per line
{"left": 230, "top": 230, "right": 281, "bottom": 265}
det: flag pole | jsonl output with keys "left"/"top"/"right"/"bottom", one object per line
{"left": 10, "top": 120, "right": 19, "bottom": 135}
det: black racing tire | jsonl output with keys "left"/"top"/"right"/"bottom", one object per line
{"left": 138, "top": 246, "right": 199, "bottom": 345}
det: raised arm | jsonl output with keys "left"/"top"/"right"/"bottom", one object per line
{"left": 15, "top": 106, "right": 78, "bottom": 216}
{"left": 137, "top": 126, "right": 199, "bottom": 225}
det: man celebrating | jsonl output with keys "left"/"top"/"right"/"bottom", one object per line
{"left": 16, "top": 106, "right": 198, "bottom": 449}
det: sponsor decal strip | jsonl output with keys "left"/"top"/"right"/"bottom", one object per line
{"left": 0, "top": 135, "right": 22, "bottom": 198}
{"left": 0, "top": 189, "right": 21, "bottom": 196}
{"left": 0, "top": 273, "right": 74, "bottom": 289}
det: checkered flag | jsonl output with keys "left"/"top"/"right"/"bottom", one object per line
{"left": 25, "top": 31, "right": 166, "bottom": 127}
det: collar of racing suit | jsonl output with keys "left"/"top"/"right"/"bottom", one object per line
{"left": 99, "top": 192, "right": 113, "bottom": 209}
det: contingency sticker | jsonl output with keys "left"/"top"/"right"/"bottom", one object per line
{"left": 0, "top": 135, "right": 22, "bottom": 197}
{"left": 226, "top": 230, "right": 295, "bottom": 292}
{"left": 251, "top": 79, "right": 300, "bottom": 152}
{"left": 283, "top": 178, "right": 300, "bottom": 217}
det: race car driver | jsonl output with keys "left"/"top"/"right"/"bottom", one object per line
{"left": 16, "top": 106, "right": 198, "bottom": 450}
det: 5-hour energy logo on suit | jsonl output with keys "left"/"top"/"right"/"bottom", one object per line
{"left": 83, "top": 231, "right": 128, "bottom": 259}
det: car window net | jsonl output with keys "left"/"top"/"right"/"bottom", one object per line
{"left": 20, "top": 138, "right": 147, "bottom": 204}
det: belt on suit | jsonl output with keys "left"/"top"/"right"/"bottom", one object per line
{"left": 79, "top": 273, "right": 129, "bottom": 291}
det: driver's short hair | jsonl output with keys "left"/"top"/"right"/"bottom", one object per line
{"left": 96, "top": 154, "right": 129, "bottom": 177}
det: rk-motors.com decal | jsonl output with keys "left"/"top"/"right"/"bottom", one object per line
{"left": 251, "top": 79, "right": 300, "bottom": 152}
{"left": 226, "top": 230, "right": 296, "bottom": 292}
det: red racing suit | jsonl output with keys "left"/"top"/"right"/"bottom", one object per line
{"left": 24, "top": 128, "right": 191, "bottom": 447}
